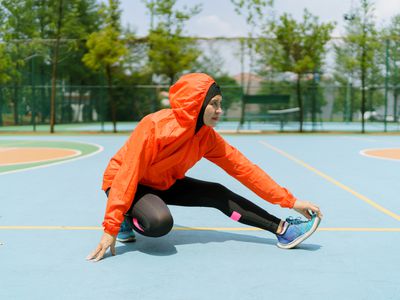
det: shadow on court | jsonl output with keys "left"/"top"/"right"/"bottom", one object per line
{"left": 110, "top": 225, "right": 322, "bottom": 258}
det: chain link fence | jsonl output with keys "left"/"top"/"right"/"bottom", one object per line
{"left": 0, "top": 37, "right": 399, "bottom": 132}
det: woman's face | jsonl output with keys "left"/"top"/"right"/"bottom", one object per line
{"left": 203, "top": 95, "right": 223, "bottom": 127}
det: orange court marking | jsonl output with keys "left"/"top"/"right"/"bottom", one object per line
{"left": 0, "top": 147, "right": 80, "bottom": 166}
{"left": 361, "top": 148, "right": 400, "bottom": 161}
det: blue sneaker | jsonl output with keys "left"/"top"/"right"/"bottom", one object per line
{"left": 117, "top": 218, "right": 136, "bottom": 243}
{"left": 276, "top": 215, "right": 321, "bottom": 249}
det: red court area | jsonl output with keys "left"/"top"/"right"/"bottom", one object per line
{"left": 363, "top": 148, "right": 400, "bottom": 160}
{"left": 0, "top": 147, "right": 79, "bottom": 166}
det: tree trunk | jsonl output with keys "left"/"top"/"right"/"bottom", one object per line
{"left": 296, "top": 74, "right": 303, "bottom": 132}
{"left": 0, "top": 87, "right": 3, "bottom": 126}
{"left": 394, "top": 88, "right": 398, "bottom": 122}
{"left": 40, "top": 64, "right": 47, "bottom": 123}
{"left": 106, "top": 64, "right": 117, "bottom": 133}
{"left": 50, "top": 0, "right": 64, "bottom": 133}
{"left": 13, "top": 85, "right": 19, "bottom": 125}
{"left": 350, "top": 80, "right": 354, "bottom": 122}
{"left": 361, "top": 47, "right": 366, "bottom": 133}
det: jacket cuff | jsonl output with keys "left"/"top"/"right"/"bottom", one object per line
{"left": 102, "top": 222, "right": 119, "bottom": 236}
{"left": 280, "top": 194, "right": 296, "bottom": 208}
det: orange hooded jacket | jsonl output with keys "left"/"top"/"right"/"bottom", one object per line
{"left": 102, "top": 73, "right": 296, "bottom": 235}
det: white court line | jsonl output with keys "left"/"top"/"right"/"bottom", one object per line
{"left": 360, "top": 148, "right": 400, "bottom": 162}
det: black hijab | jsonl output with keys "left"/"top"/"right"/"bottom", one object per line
{"left": 195, "top": 83, "right": 222, "bottom": 134}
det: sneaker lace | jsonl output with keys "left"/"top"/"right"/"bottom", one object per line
{"left": 285, "top": 217, "right": 307, "bottom": 225}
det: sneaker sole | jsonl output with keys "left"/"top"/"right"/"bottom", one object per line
{"left": 116, "top": 237, "right": 136, "bottom": 243}
{"left": 277, "top": 217, "right": 321, "bottom": 249}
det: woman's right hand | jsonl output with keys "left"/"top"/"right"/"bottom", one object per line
{"left": 293, "top": 199, "right": 323, "bottom": 220}
{"left": 86, "top": 232, "right": 117, "bottom": 262}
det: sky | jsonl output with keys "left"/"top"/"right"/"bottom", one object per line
{"left": 102, "top": 0, "right": 400, "bottom": 75}
{"left": 117, "top": 0, "right": 400, "bottom": 38}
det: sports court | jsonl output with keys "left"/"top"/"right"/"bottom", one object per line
{"left": 1, "top": 133, "right": 399, "bottom": 299}
{"left": 1, "top": 1, "right": 400, "bottom": 298}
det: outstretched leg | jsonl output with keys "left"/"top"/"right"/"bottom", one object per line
{"left": 158, "top": 177, "right": 282, "bottom": 234}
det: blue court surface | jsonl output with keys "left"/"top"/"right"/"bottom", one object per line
{"left": 1, "top": 133, "right": 399, "bottom": 300}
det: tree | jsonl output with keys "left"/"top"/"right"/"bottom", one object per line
{"left": 0, "top": 6, "right": 12, "bottom": 126}
{"left": 83, "top": 0, "right": 127, "bottom": 133}
{"left": 47, "top": 0, "right": 65, "bottom": 133}
{"left": 231, "top": 0, "right": 272, "bottom": 92}
{"left": 144, "top": 0, "right": 201, "bottom": 85}
{"left": 337, "top": 0, "right": 381, "bottom": 132}
{"left": 385, "top": 15, "right": 400, "bottom": 122}
{"left": 0, "top": 44, "right": 13, "bottom": 126}
{"left": 258, "top": 9, "right": 334, "bottom": 131}
{"left": 1, "top": 0, "right": 37, "bottom": 125}
{"left": 56, "top": 0, "right": 101, "bottom": 123}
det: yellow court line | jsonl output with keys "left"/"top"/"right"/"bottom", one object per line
{"left": 0, "top": 226, "right": 400, "bottom": 232}
{"left": 259, "top": 141, "right": 400, "bottom": 222}
{"left": 174, "top": 227, "right": 400, "bottom": 232}
{"left": 0, "top": 226, "right": 102, "bottom": 230}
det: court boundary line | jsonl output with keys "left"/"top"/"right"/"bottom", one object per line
{"left": 0, "top": 140, "right": 104, "bottom": 176}
{"left": 360, "top": 147, "right": 400, "bottom": 162}
{"left": 0, "top": 225, "right": 399, "bottom": 232}
{"left": 259, "top": 140, "right": 400, "bottom": 222}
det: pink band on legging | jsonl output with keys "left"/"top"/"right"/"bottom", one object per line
{"left": 132, "top": 218, "right": 145, "bottom": 232}
{"left": 230, "top": 211, "right": 241, "bottom": 222}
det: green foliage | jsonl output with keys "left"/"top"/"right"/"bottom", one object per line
{"left": 230, "top": 0, "right": 272, "bottom": 27}
{"left": 0, "top": 44, "right": 12, "bottom": 84}
{"left": 82, "top": 0, "right": 127, "bottom": 132}
{"left": 144, "top": 0, "right": 201, "bottom": 84}
{"left": 58, "top": 0, "right": 101, "bottom": 84}
{"left": 257, "top": 9, "right": 334, "bottom": 130}
{"left": 83, "top": 1, "right": 127, "bottom": 72}
{"left": 148, "top": 30, "right": 199, "bottom": 84}
{"left": 0, "top": 8, "right": 12, "bottom": 85}
{"left": 83, "top": 26, "right": 127, "bottom": 71}
{"left": 385, "top": 14, "right": 400, "bottom": 120}
{"left": 336, "top": 0, "right": 381, "bottom": 79}
{"left": 215, "top": 75, "right": 242, "bottom": 112}
{"left": 385, "top": 15, "right": 400, "bottom": 87}
{"left": 333, "top": 0, "right": 383, "bottom": 125}
{"left": 260, "top": 9, "right": 335, "bottom": 75}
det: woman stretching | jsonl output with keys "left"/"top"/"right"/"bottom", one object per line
{"left": 87, "top": 73, "right": 322, "bottom": 262}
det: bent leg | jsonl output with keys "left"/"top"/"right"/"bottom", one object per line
{"left": 127, "top": 193, "right": 174, "bottom": 237}
{"left": 161, "top": 177, "right": 282, "bottom": 233}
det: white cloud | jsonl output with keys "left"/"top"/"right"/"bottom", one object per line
{"left": 188, "top": 15, "right": 247, "bottom": 37}
{"left": 374, "top": 0, "right": 400, "bottom": 23}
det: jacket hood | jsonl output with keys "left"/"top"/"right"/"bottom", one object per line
{"left": 169, "top": 73, "right": 215, "bottom": 128}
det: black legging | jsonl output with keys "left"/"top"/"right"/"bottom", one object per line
{"left": 107, "top": 177, "right": 281, "bottom": 237}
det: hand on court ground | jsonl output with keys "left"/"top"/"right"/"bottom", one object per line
{"left": 86, "top": 232, "right": 117, "bottom": 262}
{"left": 293, "top": 200, "right": 323, "bottom": 219}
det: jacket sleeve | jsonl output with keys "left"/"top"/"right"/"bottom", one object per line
{"left": 204, "top": 131, "right": 296, "bottom": 208}
{"left": 102, "top": 120, "right": 155, "bottom": 235}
